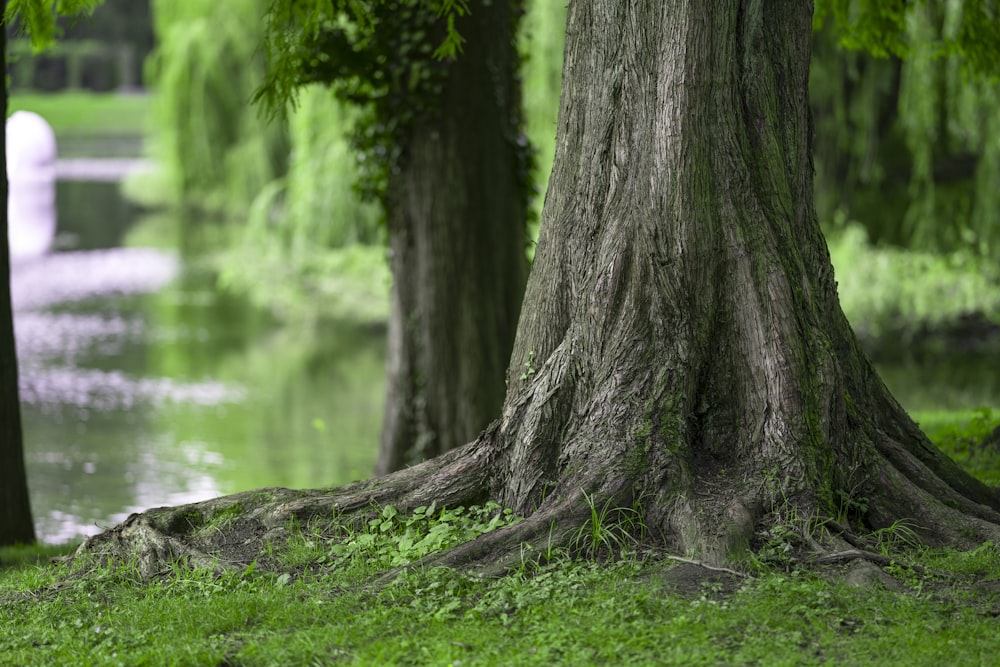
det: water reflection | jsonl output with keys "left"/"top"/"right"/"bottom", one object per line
{"left": 25, "top": 180, "right": 993, "bottom": 545}
{"left": 17, "top": 182, "right": 384, "bottom": 543}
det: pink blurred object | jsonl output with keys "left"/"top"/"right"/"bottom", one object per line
{"left": 7, "top": 110, "right": 57, "bottom": 262}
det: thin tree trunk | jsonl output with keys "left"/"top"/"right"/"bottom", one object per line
{"left": 0, "top": 3, "right": 37, "bottom": 547}
{"left": 377, "top": 0, "right": 528, "bottom": 474}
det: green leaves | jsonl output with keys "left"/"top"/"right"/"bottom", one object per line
{"left": 5, "top": 0, "right": 103, "bottom": 50}
{"left": 815, "top": 0, "right": 1000, "bottom": 79}
{"left": 328, "top": 502, "right": 520, "bottom": 570}
{"left": 254, "top": 0, "right": 483, "bottom": 204}
{"left": 431, "top": 0, "right": 469, "bottom": 59}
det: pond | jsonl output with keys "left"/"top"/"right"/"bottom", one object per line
{"left": 14, "top": 179, "right": 1000, "bottom": 544}
{"left": 16, "top": 180, "right": 385, "bottom": 543}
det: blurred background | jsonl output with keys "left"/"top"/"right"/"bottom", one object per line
{"left": 6, "top": 1, "right": 999, "bottom": 542}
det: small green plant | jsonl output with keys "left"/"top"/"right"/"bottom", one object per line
{"left": 870, "top": 518, "right": 923, "bottom": 556}
{"left": 329, "top": 502, "right": 520, "bottom": 571}
{"left": 570, "top": 491, "right": 644, "bottom": 559}
{"left": 748, "top": 522, "right": 801, "bottom": 571}
{"left": 744, "top": 507, "right": 832, "bottom": 573}
{"left": 520, "top": 349, "right": 537, "bottom": 381}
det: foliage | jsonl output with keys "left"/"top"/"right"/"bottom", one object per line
{"left": 519, "top": 0, "right": 565, "bottom": 243}
{"left": 256, "top": 0, "right": 525, "bottom": 207}
{"left": 215, "top": 86, "right": 387, "bottom": 321}
{"left": 815, "top": 0, "right": 1000, "bottom": 78}
{"left": 828, "top": 223, "right": 1000, "bottom": 343}
{"left": 219, "top": 238, "right": 390, "bottom": 323}
{"left": 570, "top": 491, "right": 644, "bottom": 559}
{"left": 327, "top": 502, "right": 518, "bottom": 570}
{"left": 3, "top": 0, "right": 103, "bottom": 49}
{"left": 147, "top": 0, "right": 288, "bottom": 214}
{"left": 812, "top": 2, "right": 1000, "bottom": 258}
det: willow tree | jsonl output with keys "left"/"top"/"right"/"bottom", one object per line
{"left": 811, "top": 2, "right": 1000, "bottom": 256}
{"left": 259, "top": 1, "right": 530, "bottom": 474}
{"left": 148, "top": 0, "right": 289, "bottom": 214}
{"left": 80, "top": 0, "right": 1000, "bottom": 572}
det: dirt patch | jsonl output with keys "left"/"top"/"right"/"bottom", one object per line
{"left": 650, "top": 561, "right": 745, "bottom": 599}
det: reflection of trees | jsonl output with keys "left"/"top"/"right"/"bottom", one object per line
{"left": 141, "top": 272, "right": 385, "bottom": 491}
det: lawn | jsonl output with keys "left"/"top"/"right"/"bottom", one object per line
{"left": 1, "top": 412, "right": 999, "bottom": 666}
{"left": 8, "top": 91, "right": 150, "bottom": 136}
{"left": 8, "top": 92, "right": 150, "bottom": 158}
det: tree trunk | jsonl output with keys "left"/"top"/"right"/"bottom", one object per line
{"left": 479, "top": 0, "right": 1000, "bottom": 560}
{"left": 377, "top": 1, "right": 528, "bottom": 474}
{"left": 0, "top": 10, "right": 37, "bottom": 547}
{"left": 77, "top": 0, "right": 1000, "bottom": 576}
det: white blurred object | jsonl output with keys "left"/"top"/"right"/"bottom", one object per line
{"left": 7, "top": 110, "right": 57, "bottom": 261}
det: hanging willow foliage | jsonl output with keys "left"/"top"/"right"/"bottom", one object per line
{"left": 813, "top": 0, "right": 1000, "bottom": 257}
{"left": 147, "top": 0, "right": 288, "bottom": 215}
{"left": 4, "top": 0, "right": 103, "bottom": 48}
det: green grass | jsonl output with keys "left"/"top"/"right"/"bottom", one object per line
{"left": 827, "top": 223, "right": 1000, "bottom": 345}
{"left": 8, "top": 91, "right": 150, "bottom": 137}
{"left": 916, "top": 407, "right": 1000, "bottom": 486}
{"left": 2, "top": 415, "right": 999, "bottom": 666}
{"left": 3, "top": 540, "right": 999, "bottom": 665}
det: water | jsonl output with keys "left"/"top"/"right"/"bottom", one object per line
{"left": 16, "top": 181, "right": 385, "bottom": 543}
{"left": 14, "top": 182, "right": 999, "bottom": 544}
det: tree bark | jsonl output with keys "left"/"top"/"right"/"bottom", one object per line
{"left": 480, "top": 0, "right": 1000, "bottom": 561}
{"left": 377, "top": 1, "right": 528, "bottom": 474}
{"left": 76, "top": 0, "right": 1000, "bottom": 576}
{"left": 0, "top": 6, "right": 37, "bottom": 547}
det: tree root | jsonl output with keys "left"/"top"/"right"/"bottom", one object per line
{"left": 662, "top": 555, "right": 751, "bottom": 578}
{"left": 810, "top": 549, "right": 947, "bottom": 578}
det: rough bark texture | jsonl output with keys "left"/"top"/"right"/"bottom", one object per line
{"left": 77, "top": 0, "right": 1000, "bottom": 576}
{"left": 0, "top": 17, "right": 37, "bottom": 547}
{"left": 377, "top": 0, "right": 528, "bottom": 474}
{"left": 483, "top": 0, "right": 1000, "bottom": 561}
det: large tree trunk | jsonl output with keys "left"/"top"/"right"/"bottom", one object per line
{"left": 479, "top": 0, "right": 1000, "bottom": 560}
{"left": 78, "top": 0, "right": 1000, "bottom": 576}
{"left": 0, "top": 13, "right": 37, "bottom": 547}
{"left": 377, "top": 1, "right": 528, "bottom": 474}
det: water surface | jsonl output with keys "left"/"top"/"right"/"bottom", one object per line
{"left": 16, "top": 181, "right": 999, "bottom": 544}
{"left": 17, "top": 181, "right": 384, "bottom": 543}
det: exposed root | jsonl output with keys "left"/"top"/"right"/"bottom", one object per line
{"left": 79, "top": 512, "right": 238, "bottom": 579}
{"left": 811, "top": 548, "right": 937, "bottom": 576}
{"left": 662, "top": 555, "right": 751, "bottom": 578}
{"left": 424, "top": 490, "right": 590, "bottom": 575}
{"left": 272, "top": 441, "right": 490, "bottom": 522}
{"left": 65, "top": 416, "right": 1000, "bottom": 590}
{"left": 72, "top": 442, "right": 493, "bottom": 579}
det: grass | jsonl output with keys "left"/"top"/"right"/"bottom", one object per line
{"left": 2, "top": 412, "right": 999, "bottom": 666}
{"left": 827, "top": 223, "right": 1000, "bottom": 346}
{"left": 914, "top": 408, "right": 1000, "bottom": 486}
{"left": 8, "top": 91, "right": 150, "bottom": 158}
{"left": 8, "top": 91, "right": 150, "bottom": 137}
{"left": 2, "top": 539, "right": 999, "bottom": 665}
